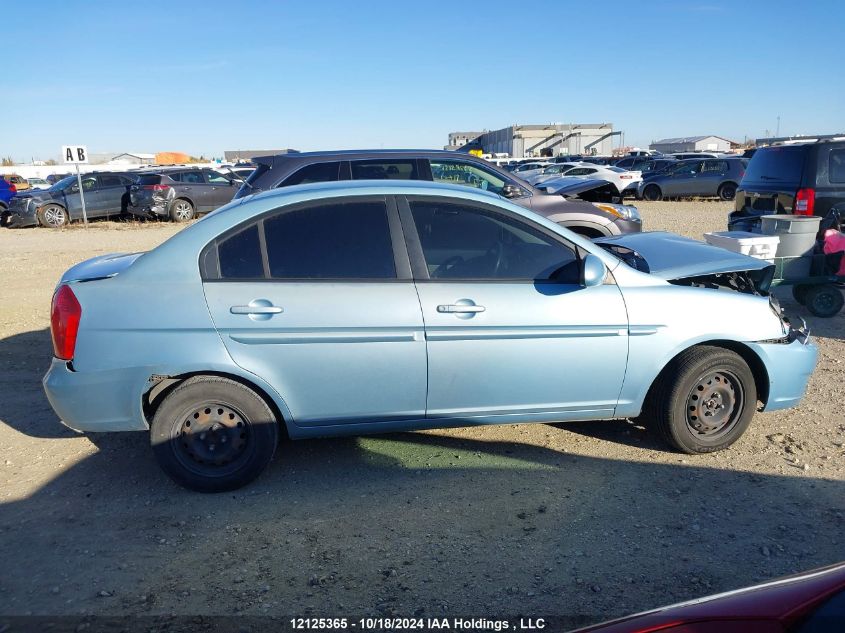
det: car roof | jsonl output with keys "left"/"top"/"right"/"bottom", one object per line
{"left": 253, "top": 149, "right": 487, "bottom": 164}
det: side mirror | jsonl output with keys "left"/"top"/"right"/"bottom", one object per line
{"left": 501, "top": 184, "right": 522, "bottom": 198}
{"left": 581, "top": 254, "right": 607, "bottom": 287}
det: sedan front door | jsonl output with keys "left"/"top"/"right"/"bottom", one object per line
{"left": 203, "top": 170, "right": 238, "bottom": 210}
{"left": 401, "top": 196, "right": 629, "bottom": 423}
{"left": 202, "top": 196, "right": 427, "bottom": 427}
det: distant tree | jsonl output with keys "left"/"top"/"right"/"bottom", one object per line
{"left": 45, "top": 159, "right": 57, "bottom": 166}
{"left": 1, "top": 157, "right": 14, "bottom": 166}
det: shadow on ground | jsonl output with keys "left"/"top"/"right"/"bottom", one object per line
{"left": 1, "top": 328, "right": 843, "bottom": 627}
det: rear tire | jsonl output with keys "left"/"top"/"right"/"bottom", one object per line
{"left": 169, "top": 198, "right": 195, "bottom": 222}
{"left": 718, "top": 183, "right": 737, "bottom": 201}
{"left": 642, "top": 184, "right": 662, "bottom": 201}
{"left": 150, "top": 376, "right": 279, "bottom": 492}
{"left": 644, "top": 346, "right": 756, "bottom": 454}
{"left": 804, "top": 284, "right": 844, "bottom": 317}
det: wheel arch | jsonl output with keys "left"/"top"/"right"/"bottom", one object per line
{"left": 169, "top": 195, "right": 196, "bottom": 210}
{"left": 640, "top": 339, "right": 770, "bottom": 415}
{"left": 142, "top": 369, "right": 293, "bottom": 439}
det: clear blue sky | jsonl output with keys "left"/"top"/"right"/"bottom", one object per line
{"left": 5, "top": 0, "right": 844, "bottom": 161}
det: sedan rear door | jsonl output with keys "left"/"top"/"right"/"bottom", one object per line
{"left": 201, "top": 195, "right": 427, "bottom": 428}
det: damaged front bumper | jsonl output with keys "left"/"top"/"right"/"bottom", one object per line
{"left": 749, "top": 318, "right": 817, "bottom": 411}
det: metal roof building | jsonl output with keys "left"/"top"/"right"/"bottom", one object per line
{"left": 649, "top": 136, "right": 736, "bottom": 153}
{"left": 459, "top": 123, "right": 618, "bottom": 158}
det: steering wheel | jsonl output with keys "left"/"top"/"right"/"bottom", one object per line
{"left": 486, "top": 241, "right": 505, "bottom": 276}
{"left": 433, "top": 255, "right": 464, "bottom": 278}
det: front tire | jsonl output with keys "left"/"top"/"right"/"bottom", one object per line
{"left": 642, "top": 184, "right": 662, "bottom": 201}
{"left": 169, "top": 198, "right": 195, "bottom": 222}
{"left": 646, "top": 346, "right": 757, "bottom": 454}
{"left": 150, "top": 376, "right": 279, "bottom": 492}
{"left": 37, "top": 204, "right": 68, "bottom": 228}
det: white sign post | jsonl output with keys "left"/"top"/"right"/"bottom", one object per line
{"left": 62, "top": 145, "right": 89, "bottom": 226}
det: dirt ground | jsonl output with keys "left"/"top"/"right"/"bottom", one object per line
{"left": 0, "top": 202, "right": 843, "bottom": 628}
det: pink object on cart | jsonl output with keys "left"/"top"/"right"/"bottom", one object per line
{"left": 822, "top": 229, "right": 845, "bottom": 275}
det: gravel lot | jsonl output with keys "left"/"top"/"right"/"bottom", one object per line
{"left": 0, "top": 202, "right": 843, "bottom": 628}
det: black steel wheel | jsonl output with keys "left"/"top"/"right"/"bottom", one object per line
{"left": 643, "top": 346, "right": 756, "bottom": 454}
{"left": 151, "top": 376, "right": 279, "bottom": 492}
{"left": 642, "top": 184, "right": 662, "bottom": 201}
{"left": 718, "top": 183, "right": 737, "bottom": 201}
{"left": 805, "top": 284, "right": 844, "bottom": 318}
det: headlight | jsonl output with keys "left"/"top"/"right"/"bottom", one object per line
{"left": 593, "top": 203, "right": 641, "bottom": 222}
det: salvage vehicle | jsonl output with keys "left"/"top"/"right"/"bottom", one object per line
{"left": 540, "top": 165, "right": 642, "bottom": 198}
{"left": 0, "top": 177, "right": 15, "bottom": 223}
{"left": 574, "top": 561, "right": 845, "bottom": 632}
{"left": 43, "top": 181, "right": 817, "bottom": 492}
{"left": 729, "top": 140, "right": 845, "bottom": 232}
{"left": 3, "top": 173, "right": 30, "bottom": 191}
{"left": 235, "top": 150, "right": 642, "bottom": 239}
{"left": 638, "top": 158, "right": 747, "bottom": 201}
{"left": 127, "top": 168, "right": 239, "bottom": 222}
{"left": 3, "top": 172, "right": 137, "bottom": 227}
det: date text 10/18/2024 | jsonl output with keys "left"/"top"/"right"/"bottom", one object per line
{"left": 291, "top": 617, "right": 547, "bottom": 631}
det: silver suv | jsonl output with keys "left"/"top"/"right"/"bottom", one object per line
{"left": 235, "top": 150, "right": 642, "bottom": 238}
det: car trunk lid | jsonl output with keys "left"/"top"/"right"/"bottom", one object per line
{"left": 59, "top": 252, "right": 144, "bottom": 284}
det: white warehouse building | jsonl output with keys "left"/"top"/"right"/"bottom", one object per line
{"left": 649, "top": 136, "right": 735, "bottom": 154}
{"left": 457, "top": 123, "right": 617, "bottom": 158}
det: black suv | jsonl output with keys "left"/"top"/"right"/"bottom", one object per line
{"left": 236, "top": 150, "right": 642, "bottom": 238}
{"left": 729, "top": 141, "right": 845, "bottom": 231}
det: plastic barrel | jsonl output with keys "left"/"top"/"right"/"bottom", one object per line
{"left": 761, "top": 215, "right": 821, "bottom": 258}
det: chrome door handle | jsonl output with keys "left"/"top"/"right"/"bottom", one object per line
{"left": 437, "top": 304, "right": 485, "bottom": 313}
{"left": 230, "top": 305, "right": 283, "bottom": 315}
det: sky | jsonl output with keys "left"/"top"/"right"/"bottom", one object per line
{"left": 4, "top": 0, "right": 844, "bottom": 162}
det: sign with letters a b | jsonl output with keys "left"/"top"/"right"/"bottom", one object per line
{"left": 62, "top": 145, "right": 89, "bottom": 164}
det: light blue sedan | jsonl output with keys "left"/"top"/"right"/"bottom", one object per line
{"left": 43, "top": 181, "right": 818, "bottom": 491}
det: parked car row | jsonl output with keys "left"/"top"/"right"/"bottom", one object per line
{"left": 0, "top": 166, "right": 249, "bottom": 228}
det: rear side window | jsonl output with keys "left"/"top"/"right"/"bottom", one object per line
{"left": 263, "top": 201, "right": 395, "bottom": 279}
{"left": 218, "top": 225, "right": 264, "bottom": 279}
{"left": 350, "top": 160, "right": 419, "bottom": 180}
{"left": 702, "top": 160, "right": 729, "bottom": 173}
{"left": 743, "top": 146, "right": 806, "bottom": 185}
{"left": 99, "top": 175, "right": 124, "bottom": 187}
{"left": 136, "top": 174, "right": 161, "bottom": 186}
{"left": 281, "top": 162, "right": 341, "bottom": 187}
{"left": 829, "top": 149, "right": 845, "bottom": 183}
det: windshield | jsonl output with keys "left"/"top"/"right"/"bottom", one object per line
{"left": 51, "top": 175, "right": 77, "bottom": 190}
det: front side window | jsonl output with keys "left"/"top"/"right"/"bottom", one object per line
{"left": 410, "top": 200, "right": 579, "bottom": 282}
{"left": 205, "top": 171, "right": 230, "bottom": 184}
{"left": 350, "top": 159, "right": 418, "bottom": 180}
{"left": 430, "top": 160, "right": 507, "bottom": 195}
{"left": 263, "top": 201, "right": 395, "bottom": 279}
{"left": 280, "top": 162, "right": 341, "bottom": 187}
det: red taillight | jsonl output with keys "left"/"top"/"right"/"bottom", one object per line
{"left": 9, "top": 184, "right": 16, "bottom": 193}
{"left": 50, "top": 285, "right": 81, "bottom": 360}
{"left": 142, "top": 184, "right": 170, "bottom": 191}
{"left": 795, "top": 188, "right": 815, "bottom": 215}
